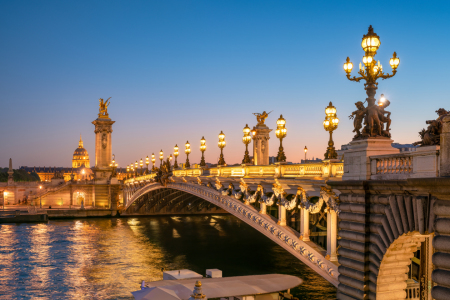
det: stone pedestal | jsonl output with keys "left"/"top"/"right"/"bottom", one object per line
{"left": 252, "top": 124, "right": 272, "bottom": 166}
{"left": 92, "top": 117, "right": 115, "bottom": 179}
{"left": 440, "top": 115, "right": 450, "bottom": 176}
{"left": 343, "top": 138, "right": 399, "bottom": 180}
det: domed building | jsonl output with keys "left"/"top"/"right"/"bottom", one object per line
{"left": 72, "top": 135, "right": 90, "bottom": 168}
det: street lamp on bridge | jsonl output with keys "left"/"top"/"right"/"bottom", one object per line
{"left": 151, "top": 153, "right": 156, "bottom": 172}
{"left": 343, "top": 25, "right": 400, "bottom": 138}
{"left": 323, "top": 102, "right": 339, "bottom": 159}
{"left": 159, "top": 150, "right": 164, "bottom": 167}
{"left": 185, "top": 141, "right": 191, "bottom": 168}
{"left": 126, "top": 165, "right": 129, "bottom": 179}
{"left": 275, "top": 115, "right": 287, "bottom": 162}
{"left": 304, "top": 146, "right": 308, "bottom": 162}
{"left": 173, "top": 145, "right": 179, "bottom": 169}
{"left": 139, "top": 158, "right": 143, "bottom": 175}
{"left": 242, "top": 124, "right": 252, "bottom": 164}
{"left": 200, "top": 137, "right": 206, "bottom": 167}
{"left": 218, "top": 131, "right": 226, "bottom": 166}
{"left": 145, "top": 156, "right": 149, "bottom": 174}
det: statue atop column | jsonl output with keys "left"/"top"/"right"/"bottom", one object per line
{"left": 98, "top": 97, "right": 111, "bottom": 118}
{"left": 413, "top": 108, "right": 449, "bottom": 146}
{"left": 253, "top": 111, "right": 272, "bottom": 126}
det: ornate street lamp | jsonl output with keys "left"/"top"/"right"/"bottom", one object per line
{"left": 218, "top": 131, "right": 226, "bottom": 166}
{"left": 135, "top": 161, "right": 138, "bottom": 176}
{"left": 323, "top": 102, "right": 340, "bottom": 159}
{"left": 151, "top": 153, "right": 156, "bottom": 171}
{"left": 185, "top": 141, "right": 191, "bottom": 168}
{"left": 304, "top": 146, "right": 308, "bottom": 162}
{"left": 159, "top": 150, "right": 164, "bottom": 167}
{"left": 145, "top": 156, "right": 149, "bottom": 174}
{"left": 275, "top": 115, "right": 287, "bottom": 162}
{"left": 242, "top": 124, "right": 252, "bottom": 164}
{"left": 131, "top": 164, "right": 134, "bottom": 177}
{"left": 139, "top": 158, "right": 143, "bottom": 175}
{"left": 344, "top": 25, "right": 400, "bottom": 138}
{"left": 200, "top": 137, "right": 206, "bottom": 167}
{"left": 174, "top": 145, "right": 179, "bottom": 169}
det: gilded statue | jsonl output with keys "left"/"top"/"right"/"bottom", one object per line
{"left": 413, "top": 108, "right": 449, "bottom": 146}
{"left": 99, "top": 97, "right": 111, "bottom": 118}
{"left": 253, "top": 111, "right": 272, "bottom": 126}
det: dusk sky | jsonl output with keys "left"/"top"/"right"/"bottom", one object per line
{"left": 1, "top": 1, "right": 449, "bottom": 168}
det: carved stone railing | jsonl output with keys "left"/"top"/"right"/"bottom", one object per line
{"left": 171, "top": 160, "right": 343, "bottom": 179}
{"left": 370, "top": 145, "right": 440, "bottom": 180}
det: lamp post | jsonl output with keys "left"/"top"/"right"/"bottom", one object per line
{"left": 39, "top": 186, "right": 42, "bottom": 208}
{"left": 185, "top": 141, "right": 191, "bottom": 168}
{"left": 218, "top": 131, "right": 226, "bottom": 166}
{"left": 275, "top": 115, "right": 287, "bottom": 162}
{"left": 304, "top": 146, "right": 308, "bottom": 162}
{"left": 174, "top": 145, "right": 179, "bottom": 169}
{"left": 242, "top": 124, "right": 252, "bottom": 164}
{"left": 159, "top": 150, "right": 164, "bottom": 167}
{"left": 343, "top": 26, "right": 400, "bottom": 138}
{"left": 126, "top": 165, "right": 129, "bottom": 179}
{"left": 139, "top": 158, "right": 143, "bottom": 175}
{"left": 200, "top": 137, "right": 206, "bottom": 167}
{"left": 145, "top": 156, "right": 149, "bottom": 174}
{"left": 323, "top": 102, "right": 339, "bottom": 159}
{"left": 151, "top": 153, "right": 156, "bottom": 172}
{"left": 131, "top": 165, "right": 135, "bottom": 177}
{"left": 135, "top": 161, "right": 138, "bottom": 176}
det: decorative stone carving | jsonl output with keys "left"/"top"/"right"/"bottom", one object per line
{"left": 320, "top": 186, "right": 340, "bottom": 215}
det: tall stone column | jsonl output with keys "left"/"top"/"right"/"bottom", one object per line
{"left": 299, "top": 208, "right": 310, "bottom": 241}
{"left": 440, "top": 114, "right": 450, "bottom": 176}
{"left": 92, "top": 116, "right": 115, "bottom": 180}
{"left": 252, "top": 124, "right": 272, "bottom": 165}
{"left": 326, "top": 210, "right": 338, "bottom": 261}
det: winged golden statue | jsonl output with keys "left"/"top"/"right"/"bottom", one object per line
{"left": 98, "top": 97, "right": 111, "bottom": 118}
{"left": 253, "top": 110, "right": 272, "bottom": 125}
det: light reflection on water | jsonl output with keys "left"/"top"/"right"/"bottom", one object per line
{"left": 0, "top": 215, "right": 336, "bottom": 300}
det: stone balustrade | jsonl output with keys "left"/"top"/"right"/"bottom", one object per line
{"left": 370, "top": 145, "right": 440, "bottom": 180}
{"left": 171, "top": 160, "right": 343, "bottom": 179}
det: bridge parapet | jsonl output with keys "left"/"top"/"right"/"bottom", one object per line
{"left": 369, "top": 145, "right": 440, "bottom": 180}
{"left": 172, "top": 160, "right": 344, "bottom": 179}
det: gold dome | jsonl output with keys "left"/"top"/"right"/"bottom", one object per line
{"left": 72, "top": 135, "right": 90, "bottom": 168}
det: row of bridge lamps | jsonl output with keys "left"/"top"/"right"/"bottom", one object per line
{"left": 124, "top": 26, "right": 400, "bottom": 178}
{"left": 123, "top": 102, "right": 340, "bottom": 178}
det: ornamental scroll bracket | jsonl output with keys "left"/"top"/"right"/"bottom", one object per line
{"left": 320, "top": 186, "right": 340, "bottom": 215}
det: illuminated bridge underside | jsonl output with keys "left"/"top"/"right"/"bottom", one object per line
{"left": 124, "top": 181, "right": 339, "bottom": 286}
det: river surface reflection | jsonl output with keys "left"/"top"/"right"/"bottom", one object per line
{"left": 0, "top": 215, "right": 336, "bottom": 299}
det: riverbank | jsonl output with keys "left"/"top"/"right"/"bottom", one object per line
{"left": 0, "top": 205, "right": 228, "bottom": 223}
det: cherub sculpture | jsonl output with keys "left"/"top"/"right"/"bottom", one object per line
{"left": 348, "top": 101, "right": 366, "bottom": 138}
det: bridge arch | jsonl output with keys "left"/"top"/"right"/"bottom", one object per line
{"left": 123, "top": 180, "right": 340, "bottom": 286}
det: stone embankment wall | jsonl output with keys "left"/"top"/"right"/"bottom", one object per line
{"left": 328, "top": 178, "right": 450, "bottom": 300}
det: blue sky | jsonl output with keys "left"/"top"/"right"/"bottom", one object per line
{"left": 1, "top": 1, "right": 449, "bottom": 168}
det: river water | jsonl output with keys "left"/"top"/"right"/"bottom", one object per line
{"left": 0, "top": 215, "right": 336, "bottom": 299}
